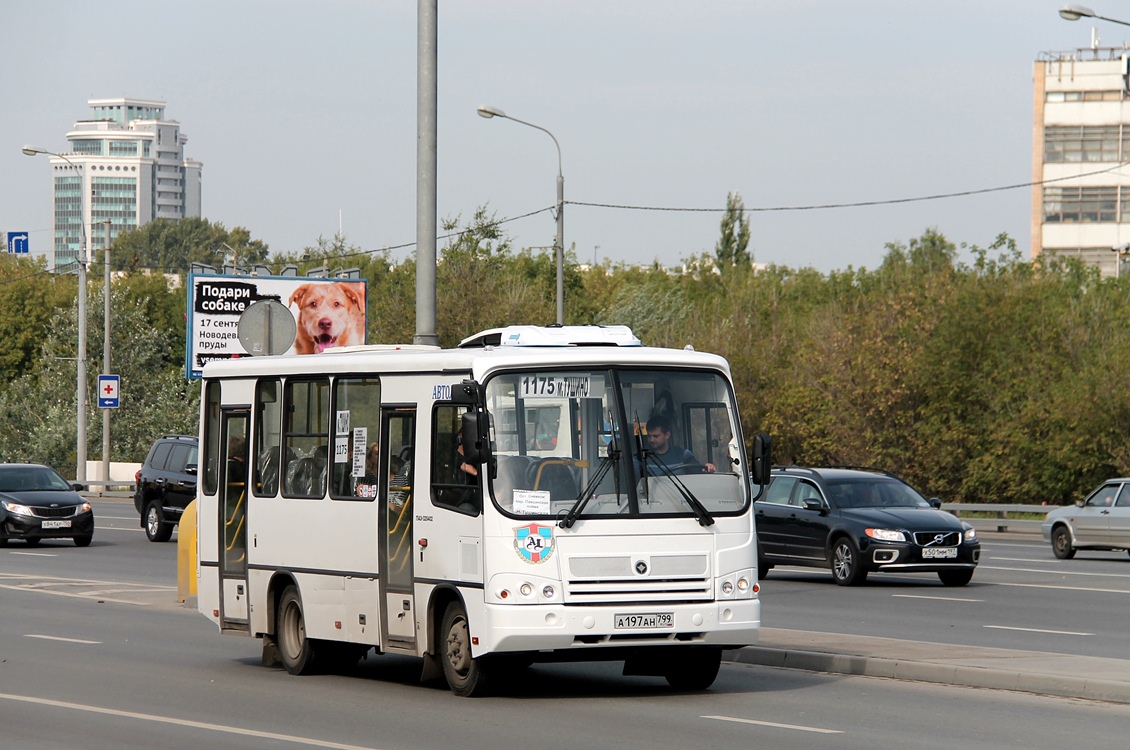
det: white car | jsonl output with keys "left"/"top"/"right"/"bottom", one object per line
{"left": 1042, "top": 478, "right": 1130, "bottom": 559}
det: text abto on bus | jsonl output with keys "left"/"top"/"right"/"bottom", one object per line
{"left": 195, "top": 325, "right": 771, "bottom": 696}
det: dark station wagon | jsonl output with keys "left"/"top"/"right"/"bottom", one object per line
{"left": 755, "top": 466, "right": 980, "bottom": 586}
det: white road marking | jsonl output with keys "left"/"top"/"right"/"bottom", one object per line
{"left": 892, "top": 594, "right": 982, "bottom": 602}
{"left": 983, "top": 625, "right": 1092, "bottom": 636}
{"left": 994, "top": 581, "right": 1130, "bottom": 595}
{"left": 7, "top": 551, "right": 57, "bottom": 557}
{"left": 982, "top": 565, "right": 1130, "bottom": 579}
{"left": 0, "top": 583, "right": 149, "bottom": 605}
{"left": 0, "top": 692, "right": 385, "bottom": 750}
{"left": 703, "top": 715, "right": 843, "bottom": 734}
{"left": 987, "top": 557, "right": 1058, "bottom": 563}
{"left": 25, "top": 634, "right": 102, "bottom": 644}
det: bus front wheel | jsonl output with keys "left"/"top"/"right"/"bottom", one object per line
{"left": 278, "top": 585, "right": 319, "bottom": 675}
{"left": 664, "top": 647, "right": 722, "bottom": 691}
{"left": 441, "top": 602, "right": 491, "bottom": 697}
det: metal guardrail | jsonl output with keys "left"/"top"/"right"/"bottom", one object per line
{"left": 75, "top": 480, "right": 136, "bottom": 498}
{"left": 942, "top": 503, "right": 1063, "bottom": 533}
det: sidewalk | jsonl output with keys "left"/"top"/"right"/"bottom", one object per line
{"left": 727, "top": 627, "right": 1130, "bottom": 704}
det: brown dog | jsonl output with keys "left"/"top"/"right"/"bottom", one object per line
{"left": 289, "top": 281, "right": 366, "bottom": 354}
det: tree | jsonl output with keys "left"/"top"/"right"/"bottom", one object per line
{"left": 714, "top": 192, "right": 751, "bottom": 271}
{"left": 111, "top": 218, "right": 269, "bottom": 272}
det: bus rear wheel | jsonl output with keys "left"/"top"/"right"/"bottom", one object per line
{"left": 664, "top": 647, "right": 722, "bottom": 691}
{"left": 278, "top": 585, "right": 319, "bottom": 675}
{"left": 441, "top": 602, "right": 491, "bottom": 697}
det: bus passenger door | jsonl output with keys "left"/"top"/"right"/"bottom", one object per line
{"left": 219, "top": 410, "right": 251, "bottom": 632}
{"left": 380, "top": 408, "right": 417, "bottom": 648}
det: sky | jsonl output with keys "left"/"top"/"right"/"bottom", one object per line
{"left": 2, "top": 0, "right": 1126, "bottom": 273}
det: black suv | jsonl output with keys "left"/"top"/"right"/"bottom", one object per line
{"left": 134, "top": 435, "right": 198, "bottom": 542}
{"left": 756, "top": 466, "right": 980, "bottom": 586}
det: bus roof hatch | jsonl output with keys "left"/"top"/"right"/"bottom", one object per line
{"left": 459, "top": 325, "right": 641, "bottom": 348}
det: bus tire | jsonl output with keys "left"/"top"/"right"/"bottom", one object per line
{"left": 664, "top": 647, "right": 722, "bottom": 691}
{"left": 277, "top": 585, "right": 319, "bottom": 675}
{"left": 441, "top": 602, "right": 491, "bottom": 697}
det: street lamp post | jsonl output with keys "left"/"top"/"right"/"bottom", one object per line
{"left": 23, "top": 145, "right": 89, "bottom": 483}
{"left": 1059, "top": 4, "right": 1130, "bottom": 26}
{"left": 102, "top": 220, "right": 112, "bottom": 487}
{"left": 477, "top": 105, "right": 565, "bottom": 325}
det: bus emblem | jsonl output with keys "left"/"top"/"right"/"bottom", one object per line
{"left": 514, "top": 523, "right": 555, "bottom": 564}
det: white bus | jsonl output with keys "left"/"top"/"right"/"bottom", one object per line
{"left": 196, "top": 325, "right": 771, "bottom": 696}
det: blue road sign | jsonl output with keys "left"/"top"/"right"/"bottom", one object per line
{"left": 97, "top": 374, "right": 120, "bottom": 409}
{"left": 7, "top": 232, "right": 29, "bottom": 254}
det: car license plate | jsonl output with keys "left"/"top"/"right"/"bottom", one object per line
{"left": 41, "top": 519, "right": 72, "bottom": 529}
{"left": 922, "top": 547, "right": 956, "bottom": 559}
{"left": 614, "top": 613, "right": 673, "bottom": 629}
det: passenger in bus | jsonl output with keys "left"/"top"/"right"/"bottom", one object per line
{"left": 455, "top": 431, "right": 478, "bottom": 478}
{"left": 389, "top": 453, "right": 412, "bottom": 510}
{"left": 227, "top": 437, "right": 247, "bottom": 485}
{"left": 642, "top": 415, "right": 715, "bottom": 475}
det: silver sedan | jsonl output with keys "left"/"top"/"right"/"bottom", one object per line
{"left": 1042, "top": 478, "right": 1130, "bottom": 559}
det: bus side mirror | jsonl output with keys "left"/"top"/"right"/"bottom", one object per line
{"left": 751, "top": 433, "right": 772, "bottom": 486}
{"left": 460, "top": 411, "right": 489, "bottom": 465}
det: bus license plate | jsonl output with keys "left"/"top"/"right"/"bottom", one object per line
{"left": 922, "top": 547, "right": 956, "bottom": 559}
{"left": 41, "top": 520, "right": 72, "bottom": 529}
{"left": 614, "top": 613, "right": 673, "bottom": 629}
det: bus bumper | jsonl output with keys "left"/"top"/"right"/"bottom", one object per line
{"left": 477, "top": 598, "right": 760, "bottom": 655}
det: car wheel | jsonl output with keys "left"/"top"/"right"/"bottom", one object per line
{"left": 441, "top": 601, "right": 491, "bottom": 697}
{"left": 937, "top": 568, "right": 974, "bottom": 586}
{"left": 1051, "top": 525, "right": 1076, "bottom": 560}
{"left": 830, "top": 537, "right": 867, "bottom": 586}
{"left": 277, "top": 585, "right": 319, "bottom": 675}
{"left": 145, "top": 501, "right": 173, "bottom": 543}
{"left": 0, "top": 537, "right": 7, "bottom": 548}
{"left": 25, "top": 538, "right": 41, "bottom": 547}
{"left": 74, "top": 533, "right": 92, "bottom": 547}
{"left": 664, "top": 647, "right": 722, "bottom": 691}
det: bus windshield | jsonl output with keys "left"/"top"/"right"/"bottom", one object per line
{"left": 485, "top": 368, "right": 748, "bottom": 521}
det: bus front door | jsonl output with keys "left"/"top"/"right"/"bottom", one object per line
{"left": 219, "top": 410, "right": 251, "bottom": 633}
{"left": 380, "top": 408, "right": 417, "bottom": 649}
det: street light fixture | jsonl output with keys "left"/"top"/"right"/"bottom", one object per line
{"left": 22, "top": 145, "right": 89, "bottom": 483}
{"left": 477, "top": 105, "right": 566, "bottom": 324}
{"left": 1059, "top": 4, "right": 1130, "bottom": 26}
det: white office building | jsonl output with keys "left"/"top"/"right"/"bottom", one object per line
{"left": 1033, "top": 47, "right": 1130, "bottom": 277}
{"left": 42, "top": 97, "right": 202, "bottom": 270}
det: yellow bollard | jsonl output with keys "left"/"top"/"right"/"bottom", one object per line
{"left": 177, "top": 500, "right": 198, "bottom": 603}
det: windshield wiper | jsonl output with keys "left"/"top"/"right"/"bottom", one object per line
{"left": 635, "top": 413, "right": 714, "bottom": 527}
{"left": 560, "top": 411, "right": 622, "bottom": 529}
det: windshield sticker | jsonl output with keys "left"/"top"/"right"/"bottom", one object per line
{"left": 514, "top": 523, "right": 555, "bottom": 564}
{"left": 513, "top": 489, "right": 552, "bottom": 515}
{"left": 520, "top": 374, "right": 604, "bottom": 400}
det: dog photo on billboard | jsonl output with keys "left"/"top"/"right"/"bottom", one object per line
{"left": 288, "top": 281, "right": 366, "bottom": 354}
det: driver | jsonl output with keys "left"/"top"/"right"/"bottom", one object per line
{"left": 644, "top": 414, "right": 715, "bottom": 474}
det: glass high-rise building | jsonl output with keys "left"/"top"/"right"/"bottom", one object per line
{"left": 43, "top": 97, "right": 202, "bottom": 270}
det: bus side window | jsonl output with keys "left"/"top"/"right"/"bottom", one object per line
{"left": 431, "top": 404, "right": 480, "bottom": 514}
{"left": 281, "top": 379, "right": 331, "bottom": 499}
{"left": 254, "top": 378, "right": 282, "bottom": 497}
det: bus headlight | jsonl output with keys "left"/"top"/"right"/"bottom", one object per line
{"left": 717, "top": 569, "right": 756, "bottom": 600}
{"left": 519, "top": 583, "right": 534, "bottom": 597}
{"left": 542, "top": 585, "right": 556, "bottom": 599}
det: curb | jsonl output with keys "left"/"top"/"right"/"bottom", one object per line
{"left": 725, "top": 646, "right": 1130, "bottom": 705}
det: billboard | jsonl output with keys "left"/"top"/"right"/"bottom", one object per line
{"left": 185, "top": 274, "right": 368, "bottom": 379}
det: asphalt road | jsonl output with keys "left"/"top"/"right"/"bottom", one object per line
{"left": 759, "top": 533, "right": 1130, "bottom": 659}
{"left": 2, "top": 500, "right": 1128, "bottom": 749}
